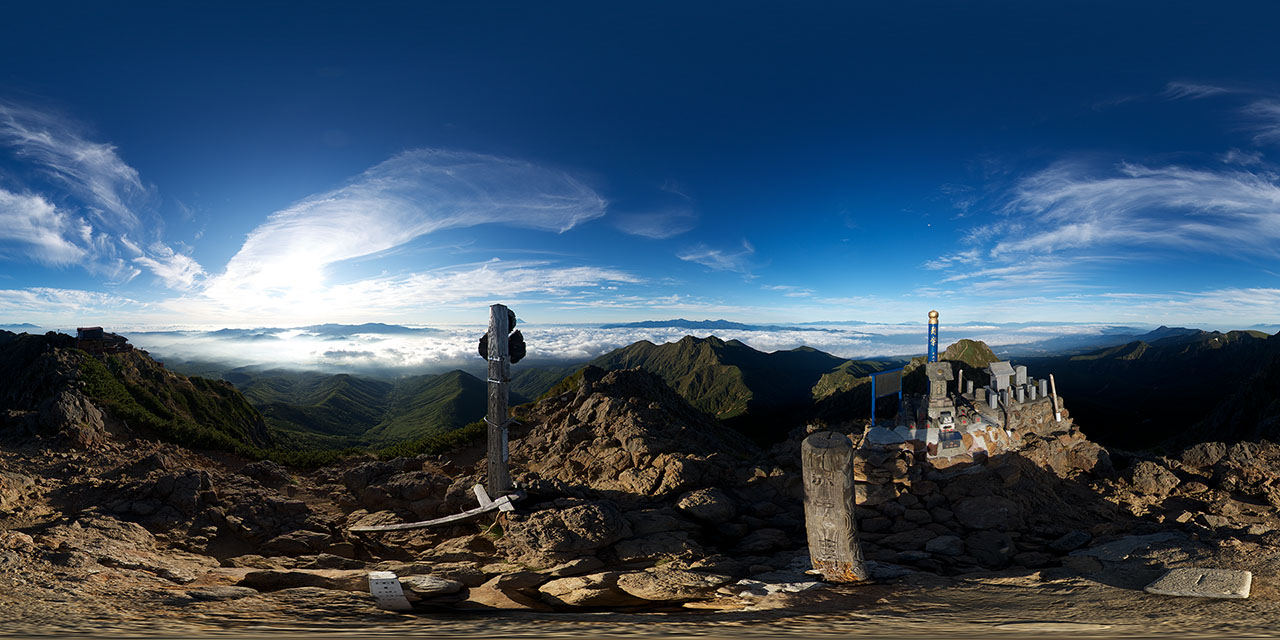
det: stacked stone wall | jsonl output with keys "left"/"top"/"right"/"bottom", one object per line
{"left": 848, "top": 395, "right": 1079, "bottom": 572}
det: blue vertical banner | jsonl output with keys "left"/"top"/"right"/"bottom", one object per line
{"left": 927, "top": 310, "right": 939, "bottom": 363}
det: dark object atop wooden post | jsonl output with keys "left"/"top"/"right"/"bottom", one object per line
{"left": 802, "top": 431, "right": 868, "bottom": 583}
{"left": 486, "top": 304, "right": 513, "bottom": 497}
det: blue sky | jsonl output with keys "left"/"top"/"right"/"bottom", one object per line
{"left": 3, "top": 1, "right": 1280, "bottom": 329}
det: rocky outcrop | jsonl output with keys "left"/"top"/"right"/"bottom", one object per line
{"left": 512, "top": 368, "right": 757, "bottom": 501}
{"left": 500, "top": 501, "right": 633, "bottom": 569}
{"left": 38, "top": 388, "right": 106, "bottom": 448}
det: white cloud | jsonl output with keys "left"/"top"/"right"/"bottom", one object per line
{"left": 614, "top": 207, "right": 698, "bottom": 238}
{"left": 677, "top": 239, "right": 756, "bottom": 273}
{"left": 131, "top": 313, "right": 1270, "bottom": 375}
{"left": 922, "top": 249, "right": 981, "bottom": 270}
{"left": 1162, "top": 81, "right": 1232, "bottom": 101}
{"left": 1220, "top": 148, "right": 1264, "bottom": 166}
{"left": 763, "top": 284, "right": 814, "bottom": 298}
{"left": 173, "top": 259, "right": 641, "bottom": 326}
{"left": 133, "top": 242, "right": 207, "bottom": 290}
{"left": 0, "top": 102, "right": 149, "bottom": 228}
{"left": 1244, "top": 99, "right": 1280, "bottom": 146}
{"left": 0, "top": 101, "right": 190, "bottom": 286}
{"left": 0, "top": 287, "right": 141, "bottom": 324}
{"left": 0, "top": 189, "right": 88, "bottom": 265}
{"left": 206, "top": 149, "right": 607, "bottom": 301}
{"left": 996, "top": 162, "right": 1280, "bottom": 257}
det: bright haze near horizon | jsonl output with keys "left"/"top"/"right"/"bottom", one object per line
{"left": 2, "top": 2, "right": 1280, "bottom": 372}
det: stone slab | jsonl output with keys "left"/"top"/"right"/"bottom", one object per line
{"left": 1144, "top": 567, "right": 1251, "bottom": 599}
{"left": 865, "top": 427, "right": 906, "bottom": 445}
{"left": 1070, "top": 532, "right": 1184, "bottom": 562}
{"left": 895, "top": 426, "right": 938, "bottom": 445}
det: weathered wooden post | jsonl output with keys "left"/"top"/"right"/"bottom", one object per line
{"left": 802, "top": 431, "right": 868, "bottom": 582}
{"left": 1049, "top": 373, "right": 1062, "bottom": 423}
{"left": 486, "top": 304, "right": 513, "bottom": 497}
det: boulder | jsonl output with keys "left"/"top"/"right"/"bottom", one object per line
{"left": 676, "top": 487, "right": 737, "bottom": 524}
{"left": 952, "top": 495, "right": 1023, "bottom": 530}
{"left": 1181, "top": 442, "right": 1227, "bottom": 469}
{"left": 38, "top": 388, "right": 106, "bottom": 448}
{"left": 341, "top": 461, "right": 396, "bottom": 496}
{"left": 502, "top": 502, "right": 632, "bottom": 569}
{"left": 625, "top": 508, "right": 695, "bottom": 536}
{"left": 460, "top": 575, "right": 552, "bottom": 611}
{"left": 924, "top": 535, "right": 964, "bottom": 557}
{"left": 613, "top": 531, "right": 703, "bottom": 563}
{"left": 263, "top": 530, "right": 332, "bottom": 555}
{"left": 239, "top": 461, "right": 291, "bottom": 488}
{"left": 879, "top": 528, "right": 937, "bottom": 551}
{"left": 1226, "top": 442, "right": 1258, "bottom": 466}
{"left": 856, "top": 483, "right": 898, "bottom": 507}
{"left": 399, "top": 575, "right": 464, "bottom": 597}
{"left": 0, "top": 472, "right": 35, "bottom": 509}
{"left": 1128, "top": 461, "right": 1180, "bottom": 496}
{"left": 547, "top": 557, "right": 605, "bottom": 577}
{"left": 384, "top": 471, "right": 451, "bottom": 502}
{"left": 539, "top": 572, "right": 649, "bottom": 608}
{"left": 615, "top": 568, "right": 733, "bottom": 601}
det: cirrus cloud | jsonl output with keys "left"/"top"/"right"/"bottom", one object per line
{"left": 207, "top": 149, "right": 608, "bottom": 301}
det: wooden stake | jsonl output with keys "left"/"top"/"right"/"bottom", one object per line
{"left": 801, "top": 431, "right": 868, "bottom": 583}
{"left": 486, "top": 304, "right": 512, "bottom": 497}
{"left": 1049, "top": 373, "right": 1062, "bottom": 423}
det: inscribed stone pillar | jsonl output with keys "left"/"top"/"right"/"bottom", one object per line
{"left": 801, "top": 432, "right": 868, "bottom": 582}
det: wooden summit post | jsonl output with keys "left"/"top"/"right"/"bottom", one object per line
{"left": 801, "top": 431, "right": 868, "bottom": 582}
{"left": 486, "top": 304, "right": 513, "bottom": 497}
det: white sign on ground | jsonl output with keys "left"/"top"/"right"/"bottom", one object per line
{"left": 1145, "top": 568, "right": 1252, "bottom": 599}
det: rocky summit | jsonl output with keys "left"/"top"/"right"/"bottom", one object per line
{"left": 1, "top": 335, "right": 1280, "bottom": 635}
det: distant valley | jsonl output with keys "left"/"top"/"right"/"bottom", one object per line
{"left": 9, "top": 322, "right": 1279, "bottom": 457}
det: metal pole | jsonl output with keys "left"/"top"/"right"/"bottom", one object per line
{"left": 1049, "top": 373, "right": 1062, "bottom": 423}
{"left": 927, "top": 310, "right": 939, "bottom": 363}
{"left": 870, "top": 372, "right": 877, "bottom": 424}
{"left": 486, "top": 304, "right": 512, "bottom": 497}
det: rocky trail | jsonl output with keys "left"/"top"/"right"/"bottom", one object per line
{"left": 2, "top": 352, "right": 1280, "bottom": 637}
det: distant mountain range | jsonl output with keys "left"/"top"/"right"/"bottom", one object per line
{"left": 190, "top": 335, "right": 911, "bottom": 446}
{"left": 1021, "top": 328, "right": 1277, "bottom": 449}
{"left": 138, "top": 322, "right": 441, "bottom": 341}
{"left": 999, "top": 325, "right": 1204, "bottom": 357}
{"left": 598, "top": 318, "right": 836, "bottom": 332}
{"left": 10, "top": 321, "right": 1279, "bottom": 457}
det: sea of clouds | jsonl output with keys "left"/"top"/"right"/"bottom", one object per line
{"left": 19, "top": 321, "right": 1154, "bottom": 376}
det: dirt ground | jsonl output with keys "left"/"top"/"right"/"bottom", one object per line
{"left": 0, "top": 566, "right": 1275, "bottom": 640}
